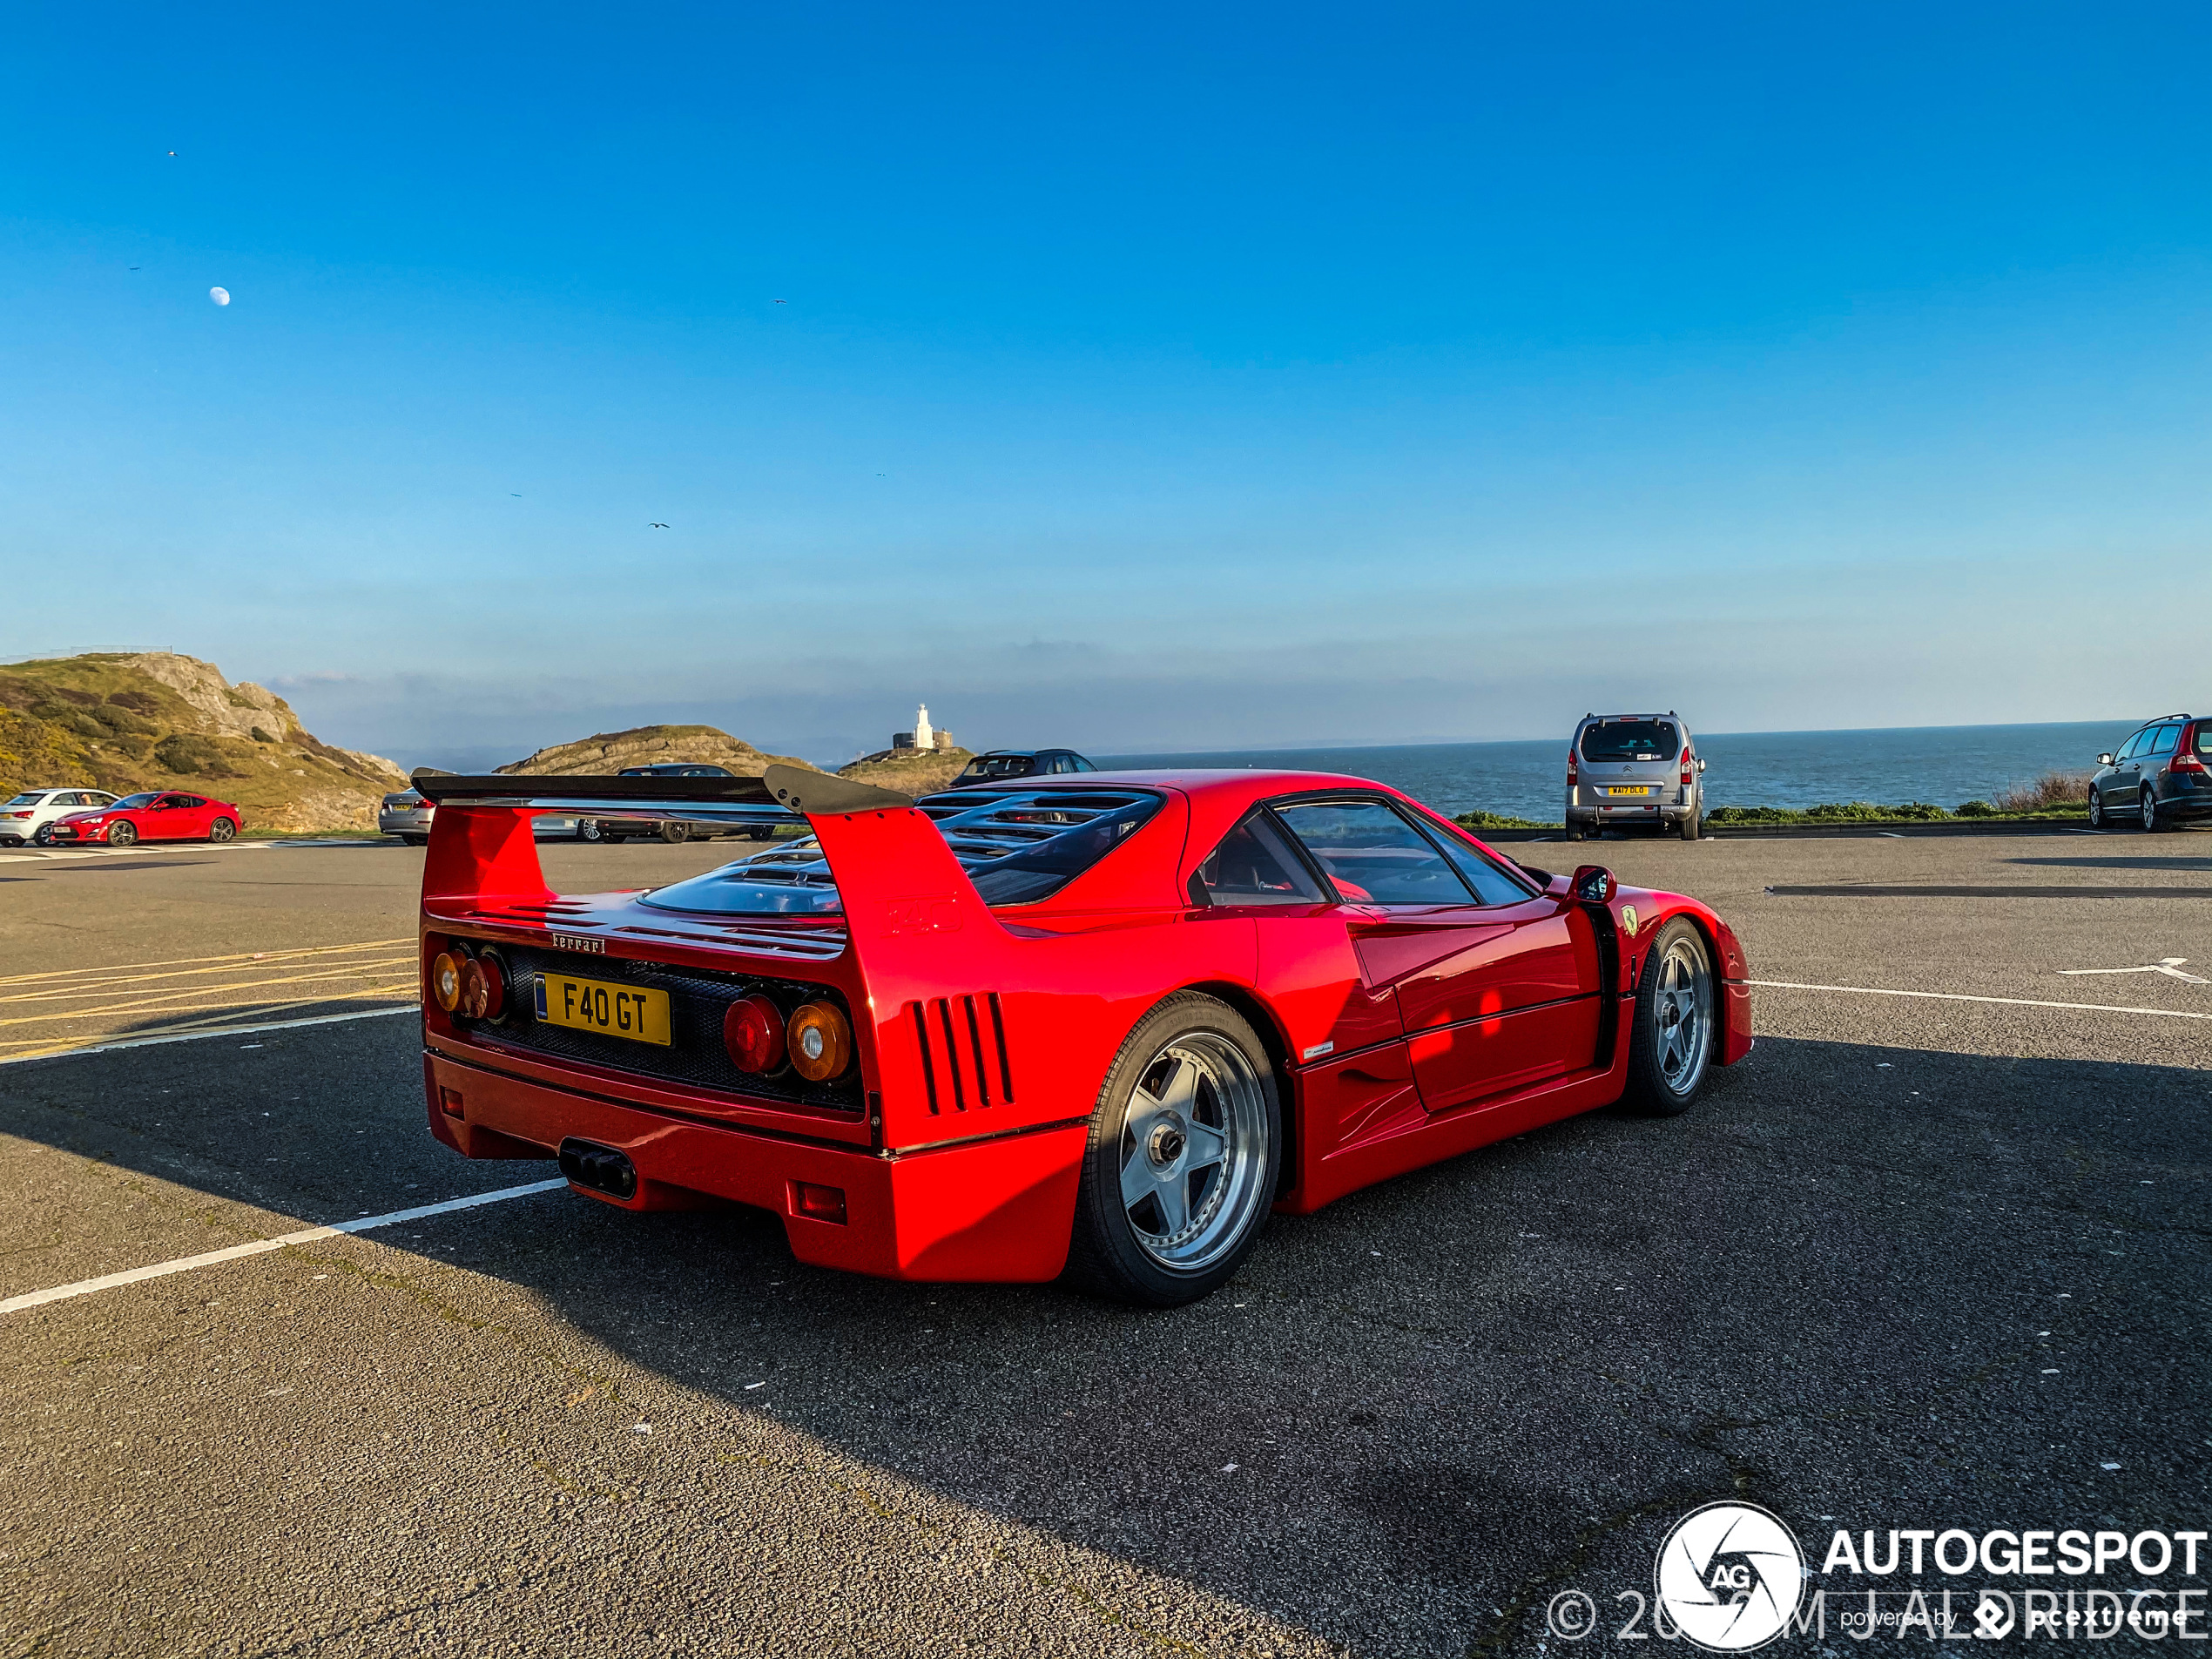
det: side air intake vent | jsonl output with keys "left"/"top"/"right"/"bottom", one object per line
{"left": 908, "top": 993, "right": 1015, "bottom": 1114}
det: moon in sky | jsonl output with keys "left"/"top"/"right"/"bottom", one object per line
{"left": 208, "top": 287, "right": 231, "bottom": 306}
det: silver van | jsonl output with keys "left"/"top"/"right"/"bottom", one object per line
{"left": 1564, "top": 712, "right": 1706, "bottom": 840}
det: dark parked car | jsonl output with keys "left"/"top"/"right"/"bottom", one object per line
{"left": 950, "top": 748, "right": 1096, "bottom": 786}
{"left": 594, "top": 765, "right": 772, "bottom": 844}
{"left": 2089, "top": 715, "right": 2209, "bottom": 833}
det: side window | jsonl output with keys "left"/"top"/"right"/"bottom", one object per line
{"left": 1427, "top": 826, "right": 1537, "bottom": 906}
{"left": 1191, "top": 813, "right": 1327, "bottom": 906}
{"left": 1073, "top": 757, "right": 1096, "bottom": 772}
{"left": 2148, "top": 725, "right": 2179, "bottom": 757}
{"left": 2119, "top": 731, "right": 2147, "bottom": 761}
{"left": 1273, "top": 799, "right": 1473, "bottom": 906}
{"left": 181, "top": 796, "right": 207, "bottom": 808}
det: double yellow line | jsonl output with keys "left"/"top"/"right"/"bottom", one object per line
{"left": 0, "top": 939, "right": 421, "bottom": 1061}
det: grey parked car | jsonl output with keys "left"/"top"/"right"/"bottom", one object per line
{"left": 2088, "top": 713, "right": 2209, "bottom": 833}
{"left": 379, "top": 788, "right": 594, "bottom": 846}
{"left": 1564, "top": 712, "right": 1707, "bottom": 841}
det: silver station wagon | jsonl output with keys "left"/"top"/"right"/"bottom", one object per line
{"left": 1564, "top": 712, "right": 1706, "bottom": 840}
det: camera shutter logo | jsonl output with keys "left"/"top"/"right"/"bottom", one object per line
{"left": 1654, "top": 1501, "right": 1805, "bottom": 1652}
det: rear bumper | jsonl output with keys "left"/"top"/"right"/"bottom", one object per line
{"left": 2152, "top": 785, "right": 2212, "bottom": 819}
{"left": 423, "top": 1049, "right": 1087, "bottom": 1282}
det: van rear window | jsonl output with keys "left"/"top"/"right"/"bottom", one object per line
{"left": 1580, "top": 721, "right": 1680, "bottom": 762}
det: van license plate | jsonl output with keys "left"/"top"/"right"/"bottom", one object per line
{"left": 535, "top": 974, "right": 672, "bottom": 1045}
{"left": 1604, "top": 786, "right": 1655, "bottom": 796}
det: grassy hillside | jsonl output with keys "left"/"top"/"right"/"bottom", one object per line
{"left": 0, "top": 652, "right": 406, "bottom": 833}
{"left": 837, "top": 746, "right": 975, "bottom": 796}
{"left": 496, "top": 724, "right": 822, "bottom": 778}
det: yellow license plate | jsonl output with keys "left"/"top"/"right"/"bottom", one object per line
{"left": 1605, "top": 786, "right": 1655, "bottom": 796}
{"left": 535, "top": 973, "right": 671, "bottom": 1045}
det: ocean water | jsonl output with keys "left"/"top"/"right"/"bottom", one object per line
{"left": 1095, "top": 720, "right": 2135, "bottom": 823}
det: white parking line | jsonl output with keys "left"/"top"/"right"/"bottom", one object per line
{"left": 1750, "top": 980, "right": 2211, "bottom": 1021}
{"left": 0, "top": 1004, "right": 416, "bottom": 1066}
{"left": 0, "top": 843, "right": 273, "bottom": 862}
{"left": 1, "top": 1179, "right": 570, "bottom": 1314}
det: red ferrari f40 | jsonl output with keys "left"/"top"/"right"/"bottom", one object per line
{"left": 415, "top": 765, "right": 1751, "bottom": 1305}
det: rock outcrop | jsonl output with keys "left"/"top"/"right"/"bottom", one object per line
{"left": 496, "top": 725, "right": 821, "bottom": 779}
{"left": 836, "top": 746, "right": 976, "bottom": 797}
{"left": 0, "top": 652, "right": 405, "bottom": 832}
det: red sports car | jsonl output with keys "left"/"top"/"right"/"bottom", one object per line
{"left": 415, "top": 765, "right": 1752, "bottom": 1305}
{"left": 47, "top": 790, "right": 244, "bottom": 846}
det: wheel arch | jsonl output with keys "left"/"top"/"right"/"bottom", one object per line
{"left": 1174, "top": 978, "right": 1299, "bottom": 1197}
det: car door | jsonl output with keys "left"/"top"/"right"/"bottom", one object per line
{"left": 2143, "top": 725, "right": 2181, "bottom": 811}
{"left": 2112, "top": 730, "right": 2148, "bottom": 808}
{"left": 1272, "top": 797, "right": 1604, "bottom": 1113}
{"left": 145, "top": 793, "right": 189, "bottom": 840}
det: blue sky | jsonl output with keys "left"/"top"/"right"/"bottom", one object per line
{"left": 3, "top": 2, "right": 2206, "bottom": 767}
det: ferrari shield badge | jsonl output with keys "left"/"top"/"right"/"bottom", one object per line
{"left": 1620, "top": 904, "right": 1640, "bottom": 938}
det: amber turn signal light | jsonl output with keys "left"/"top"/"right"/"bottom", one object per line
{"left": 459, "top": 953, "right": 505, "bottom": 1020}
{"left": 430, "top": 950, "right": 462, "bottom": 1013}
{"left": 723, "top": 994, "right": 786, "bottom": 1073}
{"left": 786, "top": 1001, "right": 853, "bottom": 1082}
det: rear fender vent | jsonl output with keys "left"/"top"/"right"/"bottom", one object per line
{"left": 908, "top": 993, "right": 1015, "bottom": 1114}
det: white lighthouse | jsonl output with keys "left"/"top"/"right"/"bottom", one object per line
{"left": 914, "top": 704, "right": 934, "bottom": 752}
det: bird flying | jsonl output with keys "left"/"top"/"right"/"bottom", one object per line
{"left": 649, "top": 523, "right": 670, "bottom": 529}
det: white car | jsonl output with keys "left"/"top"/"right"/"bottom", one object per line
{"left": 1, "top": 788, "right": 122, "bottom": 847}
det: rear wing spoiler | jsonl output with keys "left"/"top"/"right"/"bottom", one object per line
{"left": 413, "top": 767, "right": 798, "bottom": 832}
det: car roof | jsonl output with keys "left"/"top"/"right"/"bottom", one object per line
{"left": 1578, "top": 712, "right": 1685, "bottom": 724}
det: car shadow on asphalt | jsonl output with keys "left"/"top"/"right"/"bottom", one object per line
{"left": 3, "top": 1018, "right": 2207, "bottom": 1656}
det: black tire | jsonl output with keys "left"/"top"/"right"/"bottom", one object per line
{"left": 658, "top": 821, "right": 691, "bottom": 845}
{"left": 577, "top": 819, "right": 604, "bottom": 843}
{"left": 106, "top": 821, "right": 137, "bottom": 847}
{"left": 1063, "top": 993, "right": 1281, "bottom": 1307}
{"left": 401, "top": 833, "right": 428, "bottom": 846}
{"left": 32, "top": 825, "right": 56, "bottom": 846}
{"left": 1679, "top": 809, "right": 1701, "bottom": 841}
{"left": 1620, "top": 919, "right": 1716, "bottom": 1116}
{"left": 208, "top": 817, "right": 236, "bottom": 843}
{"left": 1565, "top": 822, "right": 1588, "bottom": 842}
{"left": 745, "top": 826, "right": 774, "bottom": 841}
{"left": 2142, "top": 786, "right": 2170, "bottom": 833}
{"left": 2087, "top": 788, "right": 2105, "bottom": 830}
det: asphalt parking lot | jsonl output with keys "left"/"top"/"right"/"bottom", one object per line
{"left": 3, "top": 827, "right": 2207, "bottom": 1656}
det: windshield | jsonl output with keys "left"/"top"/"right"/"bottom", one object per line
{"left": 641, "top": 786, "right": 1164, "bottom": 916}
{"left": 1580, "top": 720, "right": 1680, "bottom": 762}
{"left": 4, "top": 793, "right": 44, "bottom": 806}
{"left": 112, "top": 793, "right": 159, "bottom": 809}
{"left": 961, "top": 755, "right": 1035, "bottom": 778}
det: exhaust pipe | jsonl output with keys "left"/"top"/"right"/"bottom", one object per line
{"left": 558, "top": 1138, "right": 637, "bottom": 1201}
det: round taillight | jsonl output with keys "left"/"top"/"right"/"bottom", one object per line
{"left": 460, "top": 953, "right": 504, "bottom": 1021}
{"left": 723, "top": 994, "right": 786, "bottom": 1073}
{"left": 431, "top": 950, "right": 462, "bottom": 1013}
{"left": 786, "top": 1001, "right": 853, "bottom": 1082}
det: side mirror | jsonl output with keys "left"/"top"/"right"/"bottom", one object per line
{"left": 1571, "top": 864, "right": 1615, "bottom": 904}
{"left": 1696, "top": 758, "right": 1707, "bottom": 772}
{"left": 2098, "top": 754, "right": 2114, "bottom": 766}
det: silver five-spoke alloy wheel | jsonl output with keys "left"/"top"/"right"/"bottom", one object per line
{"left": 1649, "top": 933, "right": 1713, "bottom": 1096}
{"left": 1117, "top": 1032, "right": 1271, "bottom": 1274}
